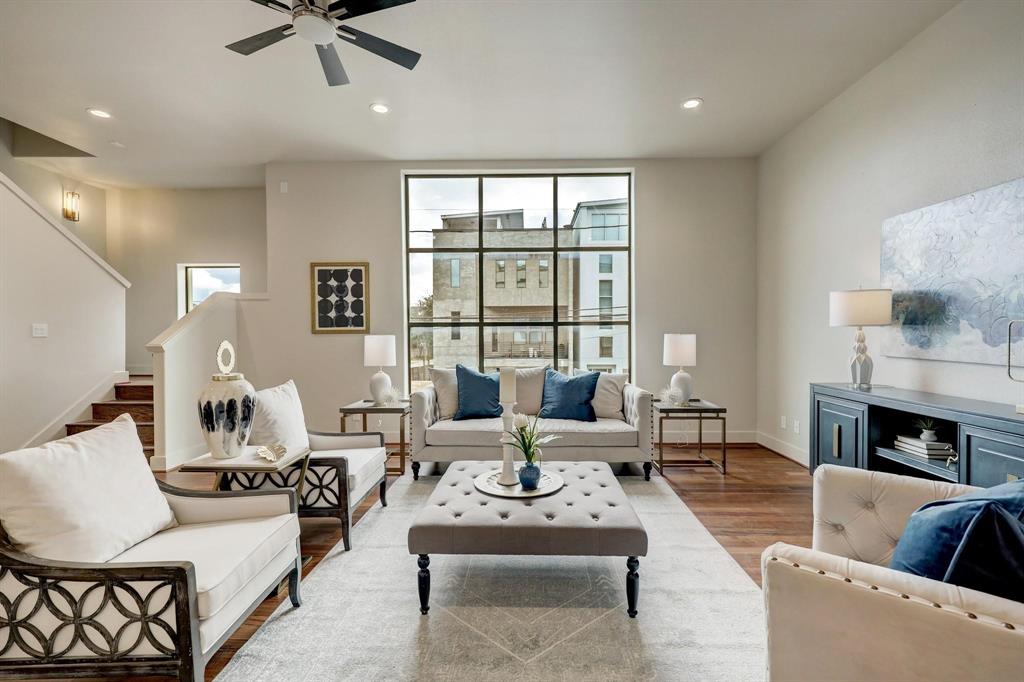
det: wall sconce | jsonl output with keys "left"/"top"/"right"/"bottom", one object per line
{"left": 63, "top": 191, "right": 80, "bottom": 222}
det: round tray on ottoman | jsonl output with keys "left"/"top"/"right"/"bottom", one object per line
{"left": 473, "top": 468, "right": 565, "bottom": 498}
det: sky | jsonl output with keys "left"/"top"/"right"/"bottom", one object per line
{"left": 191, "top": 266, "right": 241, "bottom": 305}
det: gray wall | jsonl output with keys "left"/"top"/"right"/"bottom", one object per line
{"left": 755, "top": 0, "right": 1024, "bottom": 463}
{"left": 106, "top": 187, "right": 268, "bottom": 373}
{"left": 239, "top": 159, "right": 758, "bottom": 438}
{"left": 0, "top": 119, "right": 108, "bottom": 258}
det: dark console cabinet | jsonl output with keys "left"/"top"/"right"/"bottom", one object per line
{"left": 810, "top": 383, "right": 1024, "bottom": 486}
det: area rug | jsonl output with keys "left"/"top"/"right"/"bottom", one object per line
{"left": 216, "top": 474, "right": 766, "bottom": 681}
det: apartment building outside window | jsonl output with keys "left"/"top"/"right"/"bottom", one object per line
{"left": 406, "top": 173, "right": 631, "bottom": 391}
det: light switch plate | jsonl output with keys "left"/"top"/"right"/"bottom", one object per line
{"left": 279, "top": 180, "right": 289, "bottom": 194}
{"left": 779, "top": 415, "right": 786, "bottom": 430}
{"left": 31, "top": 323, "right": 48, "bottom": 338}
{"left": 793, "top": 419, "right": 800, "bottom": 434}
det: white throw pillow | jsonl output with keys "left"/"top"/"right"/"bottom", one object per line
{"left": 0, "top": 414, "right": 177, "bottom": 563}
{"left": 573, "top": 369, "right": 627, "bottom": 421}
{"left": 429, "top": 367, "right": 459, "bottom": 420}
{"left": 515, "top": 366, "right": 548, "bottom": 415}
{"left": 250, "top": 379, "right": 310, "bottom": 449}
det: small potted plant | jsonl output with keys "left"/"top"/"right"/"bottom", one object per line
{"left": 914, "top": 418, "right": 938, "bottom": 442}
{"left": 506, "top": 414, "right": 560, "bottom": 490}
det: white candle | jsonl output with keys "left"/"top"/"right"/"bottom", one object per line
{"left": 500, "top": 367, "right": 516, "bottom": 403}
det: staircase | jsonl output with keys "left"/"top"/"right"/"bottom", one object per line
{"left": 66, "top": 375, "right": 155, "bottom": 460}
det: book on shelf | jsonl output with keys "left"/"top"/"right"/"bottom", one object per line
{"left": 892, "top": 443, "right": 953, "bottom": 459}
{"left": 896, "top": 435, "right": 953, "bottom": 450}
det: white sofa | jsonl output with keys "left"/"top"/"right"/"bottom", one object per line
{"left": 411, "top": 383, "right": 654, "bottom": 479}
{"left": 219, "top": 429, "right": 387, "bottom": 551}
{"left": 762, "top": 465, "right": 1024, "bottom": 681}
{"left": 0, "top": 482, "right": 300, "bottom": 682}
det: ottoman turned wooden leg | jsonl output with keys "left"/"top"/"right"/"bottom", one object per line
{"left": 412, "top": 461, "right": 420, "bottom": 481}
{"left": 626, "top": 556, "right": 640, "bottom": 617}
{"left": 642, "top": 462, "right": 652, "bottom": 481}
{"left": 418, "top": 554, "right": 430, "bottom": 614}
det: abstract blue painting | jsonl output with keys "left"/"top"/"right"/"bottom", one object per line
{"left": 881, "top": 177, "right": 1024, "bottom": 367}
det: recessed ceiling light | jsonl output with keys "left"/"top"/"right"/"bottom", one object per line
{"left": 87, "top": 108, "right": 112, "bottom": 119}
{"left": 681, "top": 98, "right": 703, "bottom": 110}
{"left": 369, "top": 102, "right": 390, "bottom": 114}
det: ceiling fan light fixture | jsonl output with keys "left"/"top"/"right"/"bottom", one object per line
{"left": 293, "top": 12, "right": 337, "bottom": 45}
{"left": 87, "top": 108, "right": 112, "bottom": 119}
{"left": 681, "top": 98, "right": 703, "bottom": 110}
{"left": 369, "top": 103, "right": 390, "bottom": 114}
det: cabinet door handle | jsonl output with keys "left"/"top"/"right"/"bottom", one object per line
{"left": 833, "top": 423, "right": 840, "bottom": 459}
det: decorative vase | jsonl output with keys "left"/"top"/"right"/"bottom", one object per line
{"left": 920, "top": 429, "right": 938, "bottom": 443}
{"left": 198, "top": 340, "right": 256, "bottom": 459}
{"left": 518, "top": 461, "right": 541, "bottom": 490}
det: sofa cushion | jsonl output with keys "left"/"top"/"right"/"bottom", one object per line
{"left": 454, "top": 364, "right": 501, "bottom": 420}
{"left": 250, "top": 379, "right": 310, "bottom": 450}
{"left": 574, "top": 369, "right": 627, "bottom": 421}
{"left": 515, "top": 366, "right": 548, "bottom": 415}
{"left": 425, "top": 417, "right": 637, "bottom": 448}
{"left": 310, "top": 447, "right": 387, "bottom": 501}
{"left": 111, "top": 513, "right": 299, "bottom": 620}
{"left": 429, "top": 367, "right": 459, "bottom": 420}
{"left": 539, "top": 369, "right": 599, "bottom": 421}
{"left": 0, "top": 414, "right": 176, "bottom": 563}
{"left": 890, "top": 479, "right": 1024, "bottom": 602}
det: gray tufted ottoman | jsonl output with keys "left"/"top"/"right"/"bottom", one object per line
{"left": 408, "top": 461, "right": 649, "bottom": 617}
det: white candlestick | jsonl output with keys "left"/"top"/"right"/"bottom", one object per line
{"left": 497, "top": 400, "right": 518, "bottom": 486}
{"left": 500, "top": 367, "right": 516, "bottom": 404}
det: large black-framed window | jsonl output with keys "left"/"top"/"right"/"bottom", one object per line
{"left": 406, "top": 173, "right": 632, "bottom": 392}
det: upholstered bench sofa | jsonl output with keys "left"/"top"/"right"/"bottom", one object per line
{"left": 411, "top": 367, "right": 653, "bottom": 479}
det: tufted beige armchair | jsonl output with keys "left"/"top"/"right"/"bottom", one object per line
{"left": 762, "top": 464, "right": 1024, "bottom": 682}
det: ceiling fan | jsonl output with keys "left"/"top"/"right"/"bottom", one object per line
{"left": 226, "top": 0, "right": 420, "bottom": 86}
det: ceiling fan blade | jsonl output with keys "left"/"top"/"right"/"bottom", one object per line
{"left": 328, "top": 0, "right": 415, "bottom": 20}
{"left": 226, "top": 24, "right": 294, "bottom": 56}
{"left": 247, "top": 0, "right": 293, "bottom": 15}
{"left": 316, "top": 43, "right": 350, "bottom": 86}
{"left": 335, "top": 26, "right": 421, "bottom": 70}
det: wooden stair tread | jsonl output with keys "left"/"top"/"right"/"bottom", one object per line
{"left": 69, "top": 420, "right": 154, "bottom": 427}
{"left": 93, "top": 399, "right": 153, "bottom": 406}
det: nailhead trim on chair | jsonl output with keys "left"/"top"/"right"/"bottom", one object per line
{"left": 768, "top": 554, "right": 1024, "bottom": 633}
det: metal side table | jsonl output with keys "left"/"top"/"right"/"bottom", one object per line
{"left": 339, "top": 399, "right": 411, "bottom": 475}
{"left": 654, "top": 400, "right": 727, "bottom": 475}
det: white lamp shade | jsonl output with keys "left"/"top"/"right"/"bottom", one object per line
{"left": 829, "top": 289, "right": 893, "bottom": 327}
{"left": 363, "top": 334, "right": 396, "bottom": 367}
{"left": 663, "top": 333, "right": 696, "bottom": 367}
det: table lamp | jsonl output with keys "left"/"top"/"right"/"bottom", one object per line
{"left": 829, "top": 288, "right": 892, "bottom": 389}
{"left": 364, "top": 334, "right": 397, "bottom": 405}
{"left": 663, "top": 334, "right": 697, "bottom": 404}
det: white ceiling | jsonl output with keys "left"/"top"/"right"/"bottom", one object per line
{"left": 0, "top": 0, "right": 956, "bottom": 188}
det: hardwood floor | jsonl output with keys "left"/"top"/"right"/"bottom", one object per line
{"left": 121, "top": 445, "right": 810, "bottom": 681}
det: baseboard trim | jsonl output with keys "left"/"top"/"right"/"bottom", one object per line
{"left": 756, "top": 432, "right": 808, "bottom": 467}
{"left": 19, "top": 372, "right": 120, "bottom": 449}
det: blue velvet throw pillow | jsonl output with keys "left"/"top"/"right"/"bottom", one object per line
{"left": 890, "top": 479, "right": 1024, "bottom": 602}
{"left": 537, "top": 369, "right": 599, "bottom": 421}
{"left": 453, "top": 364, "right": 501, "bottom": 420}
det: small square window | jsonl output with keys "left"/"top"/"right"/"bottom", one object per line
{"left": 513, "top": 330, "right": 527, "bottom": 344}
{"left": 516, "top": 259, "right": 527, "bottom": 288}
{"left": 495, "top": 259, "right": 505, "bottom": 288}
{"left": 183, "top": 265, "right": 241, "bottom": 315}
{"left": 538, "top": 259, "right": 549, "bottom": 288}
{"left": 599, "top": 254, "right": 613, "bottom": 274}
{"left": 599, "top": 336, "right": 613, "bottom": 358}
